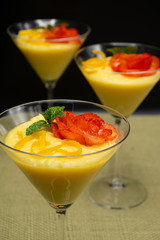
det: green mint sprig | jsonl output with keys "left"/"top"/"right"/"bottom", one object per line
{"left": 26, "top": 120, "right": 50, "bottom": 136}
{"left": 34, "top": 23, "right": 68, "bottom": 31}
{"left": 34, "top": 26, "right": 45, "bottom": 30}
{"left": 107, "top": 46, "right": 138, "bottom": 55}
{"left": 34, "top": 24, "right": 53, "bottom": 31}
{"left": 26, "top": 106, "right": 65, "bottom": 136}
{"left": 43, "top": 106, "right": 65, "bottom": 123}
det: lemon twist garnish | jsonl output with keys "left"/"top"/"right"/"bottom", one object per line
{"left": 18, "top": 29, "right": 52, "bottom": 46}
{"left": 30, "top": 130, "right": 51, "bottom": 154}
{"left": 18, "top": 29, "right": 44, "bottom": 40}
{"left": 82, "top": 50, "right": 107, "bottom": 71}
{"left": 14, "top": 130, "right": 82, "bottom": 156}
{"left": 14, "top": 130, "right": 47, "bottom": 150}
{"left": 17, "top": 131, "right": 23, "bottom": 140}
{"left": 14, "top": 135, "right": 34, "bottom": 150}
{"left": 36, "top": 140, "right": 82, "bottom": 156}
{"left": 92, "top": 50, "right": 106, "bottom": 58}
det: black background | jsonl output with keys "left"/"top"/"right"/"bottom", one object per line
{"left": 1, "top": 1, "right": 160, "bottom": 113}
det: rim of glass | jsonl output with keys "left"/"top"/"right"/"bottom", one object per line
{"left": 74, "top": 42, "right": 160, "bottom": 75}
{"left": 0, "top": 99, "right": 130, "bottom": 158}
{"left": 6, "top": 18, "right": 91, "bottom": 43}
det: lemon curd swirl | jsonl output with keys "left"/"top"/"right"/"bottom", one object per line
{"left": 5, "top": 115, "right": 118, "bottom": 205}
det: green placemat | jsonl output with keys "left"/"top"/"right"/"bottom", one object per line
{"left": 0, "top": 114, "right": 160, "bottom": 240}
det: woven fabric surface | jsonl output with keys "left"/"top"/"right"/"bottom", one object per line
{"left": 0, "top": 114, "right": 160, "bottom": 240}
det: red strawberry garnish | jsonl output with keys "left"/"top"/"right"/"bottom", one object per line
{"left": 110, "top": 52, "right": 160, "bottom": 76}
{"left": 51, "top": 111, "right": 118, "bottom": 146}
{"left": 43, "top": 23, "right": 81, "bottom": 44}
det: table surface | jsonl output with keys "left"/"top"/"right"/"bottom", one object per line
{"left": 0, "top": 114, "right": 160, "bottom": 240}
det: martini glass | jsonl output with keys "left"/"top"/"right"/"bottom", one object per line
{"left": 0, "top": 99, "right": 130, "bottom": 240}
{"left": 74, "top": 42, "right": 160, "bottom": 209}
{"left": 7, "top": 19, "right": 91, "bottom": 99}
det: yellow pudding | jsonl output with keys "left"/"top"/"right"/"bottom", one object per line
{"left": 12, "top": 27, "right": 82, "bottom": 83}
{"left": 80, "top": 56, "right": 160, "bottom": 117}
{"left": 5, "top": 115, "right": 118, "bottom": 205}
{"left": 13, "top": 37, "right": 80, "bottom": 83}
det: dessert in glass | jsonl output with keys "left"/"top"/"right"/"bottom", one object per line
{"left": 7, "top": 19, "right": 91, "bottom": 99}
{"left": 0, "top": 99, "right": 130, "bottom": 240}
{"left": 75, "top": 42, "right": 160, "bottom": 209}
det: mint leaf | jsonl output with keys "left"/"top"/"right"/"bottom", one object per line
{"left": 107, "top": 46, "right": 138, "bottom": 55}
{"left": 34, "top": 25, "right": 52, "bottom": 31}
{"left": 34, "top": 26, "right": 44, "bottom": 30}
{"left": 26, "top": 120, "right": 50, "bottom": 136}
{"left": 34, "top": 23, "right": 67, "bottom": 31}
{"left": 25, "top": 106, "right": 65, "bottom": 136}
{"left": 123, "top": 46, "right": 138, "bottom": 53}
{"left": 46, "top": 24, "right": 53, "bottom": 30}
{"left": 56, "top": 22, "right": 68, "bottom": 27}
{"left": 43, "top": 106, "right": 65, "bottom": 124}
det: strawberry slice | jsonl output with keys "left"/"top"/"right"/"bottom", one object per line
{"left": 98, "top": 128, "right": 112, "bottom": 138}
{"left": 42, "top": 23, "right": 81, "bottom": 44}
{"left": 55, "top": 117, "right": 86, "bottom": 145}
{"left": 80, "top": 112, "right": 105, "bottom": 123}
{"left": 75, "top": 113, "right": 104, "bottom": 132}
{"left": 51, "top": 122, "right": 64, "bottom": 139}
{"left": 103, "top": 123, "right": 118, "bottom": 141}
{"left": 127, "top": 53, "right": 152, "bottom": 70}
{"left": 110, "top": 52, "right": 160, "bottom": 76}
{"left": 83, "top": 131, "right": 106, "bottom": 146}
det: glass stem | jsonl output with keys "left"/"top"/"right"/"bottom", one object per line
{"left": 56, "top": 209, "right": 66, "bottom": 240}
{"left": 111, "top": 151, "right": 122, "bottom": 186}
{"left": 111, "top": 118, "right": 124, "bottom": 188}
{"left": 45, "top": 81, "right": 56, "bottom": 99}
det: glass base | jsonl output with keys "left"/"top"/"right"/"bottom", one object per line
{"left": 87, "top": 176, "right": 147, "bottom": 209}
{"left": 48, "top": 202, "right": 72, "bottom": 211}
